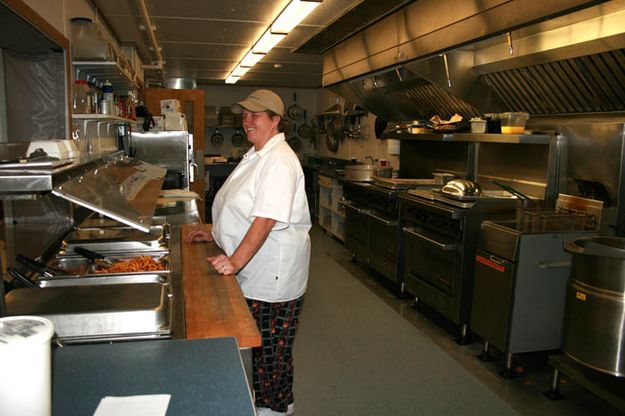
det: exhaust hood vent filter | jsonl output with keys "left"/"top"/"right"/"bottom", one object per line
{"left": 330, "top": 75, "right": 481, "bottom": 123}
{"left": 483, "top": 49, "right": 625, "bottom": 115}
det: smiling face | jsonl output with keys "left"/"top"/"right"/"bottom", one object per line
{"left": 242, "top": 109, "right": 281, "bottom": 150}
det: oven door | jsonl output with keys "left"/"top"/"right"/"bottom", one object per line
{"left": 368, "top": 211, "right": 398, "bottom": 282}
{"left": 402, "top": 226, "right": 458, "bottom": 294}
{"left": 344, "top": 202, "right": 368, "bottom": 261}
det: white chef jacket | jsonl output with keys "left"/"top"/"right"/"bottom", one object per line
{"left": 211, "top": 132, "right": 311, "bottom": 302}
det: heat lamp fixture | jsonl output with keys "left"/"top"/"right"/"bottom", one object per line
{"left": 225, "top": 0, "right": 321, "bottom": 84}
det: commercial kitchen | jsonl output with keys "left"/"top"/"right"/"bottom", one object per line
{"left": 1, "top": 0, "right": 625, "bottom": 414}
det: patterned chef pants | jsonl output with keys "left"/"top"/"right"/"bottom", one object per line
{"left": 246, "top": 296, "right": 304, "bottom": 413}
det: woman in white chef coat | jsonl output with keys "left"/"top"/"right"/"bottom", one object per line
{"left": 186, "top": 89, "right": 311, "bottom": 416}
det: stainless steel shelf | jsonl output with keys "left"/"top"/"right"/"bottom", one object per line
{"left": 384, "top": 131, "right": 554, "bottom": 144}
{"left": 72, "top": 114, "right": 133, "bottom": 123}
{"left": 0, "top": 151, "right": 121, "bottom": 194}
{"left": 73, "top": 61, "right": 139, "bottom": 93}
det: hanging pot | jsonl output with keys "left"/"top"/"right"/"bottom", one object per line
{"left": 325, "top": 129, "right": 339, "bottom": 153}
{"left": 287, "top": 137, "right": 302, "bottom": 152}
{"left": 329, "top": 117, "right": 345, "bottom": 141}
{"left": 231, "top": 129, "right": 245, "bottom": 147}
{"left": 286, "top": 93, "right": 304, "bottom": 121}
{"left": 374, "top": 117, "right": 388, "bottom": 139}
{"left": 210, "top": 128, "right": 224, "bottom": 145}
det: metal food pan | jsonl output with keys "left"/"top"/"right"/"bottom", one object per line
{"left": 49, "top": 252, "right": 170, "bottom": 276}
{"left": 62, "top": 227, "right": 169, "bottom": 253}
{"left": 5, "top": 283, "right": 171, "bottom": 341}
{"left": 38, "top": 272, "right": 170, "bottom": 288}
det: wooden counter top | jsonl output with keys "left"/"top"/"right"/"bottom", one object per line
{"left": 181, "top": 224, "right": 261, "bottom": 348}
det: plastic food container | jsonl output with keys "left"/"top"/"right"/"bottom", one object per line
{"left": 470, "top": 118, "right": 487, "bottom": 133}
{"left": 500, "top": 112, "right": 529, "bottom": 134}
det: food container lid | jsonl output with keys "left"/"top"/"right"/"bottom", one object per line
{"left": 500, "top": 112, "right": 530, "bottom": 120}
{"left": 52, "top": 156, "right": 166, "bottom": 233}
{"left": 0, "top": 316, "right": 54, "bottom": 346}
{"left": 566, "top": 236, "right": 625, "bottom": 258}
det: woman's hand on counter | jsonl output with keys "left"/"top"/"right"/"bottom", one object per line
{"left": 207, "top": 254, "right": 237, "bottom": 275}
{"left": 185, "top": 230, "right": 213, "bottom": 244}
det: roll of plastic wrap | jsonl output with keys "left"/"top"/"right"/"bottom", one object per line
{"left": 0, "top": 316, "right": 54, "bottom": 416}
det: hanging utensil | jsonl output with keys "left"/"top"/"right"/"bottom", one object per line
{"left": 287, "top": 137, "right": 302, "bottom": 152}
{"left": 286, "top": 92, "right": 304, "bottom": 121}
{"left": 374, "top": 117, "right": 388, "bottom": 139}
{"left": 231, "top": 129, "right": 245, "bottom": 147}
{"left": 506, "top": 32, "right": 514, "bottom": 55}
{"left": 210, "top": 128, "right": 224, "bottom": 145}
{"left": 442, "top": 53, "right": 452, "bottom": 88}
{"left": 298, "top": 110, "right": 315, "bottom": 141}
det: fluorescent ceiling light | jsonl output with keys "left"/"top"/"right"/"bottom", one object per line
{"left": 225, "top": 0, "right": 322, "bottom": 83}
{"left": 240, "top": 51, "right": 265, "bottom": 67}
{"left": 232, "top": 65, "right": 251, "bottom": 77}
{"left": 272, "top": 0, "right": 321, "bottom": 34}
{"left": 253, "top": 29, "right": 286, "bottom": 54}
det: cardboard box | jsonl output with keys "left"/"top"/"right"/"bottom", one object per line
{"left": 160, "top": 99, "right": 181, "bottom": 115}
{"left": 164, "top": 113, "right": 187, "bottom": 131}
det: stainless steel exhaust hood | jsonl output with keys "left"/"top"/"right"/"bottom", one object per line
{"left": 320, "top": 0, "right": 625, "bottom": 121}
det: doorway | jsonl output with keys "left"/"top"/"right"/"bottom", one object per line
{"left": 145, "top": 87, "right": 205, "bottom": 222}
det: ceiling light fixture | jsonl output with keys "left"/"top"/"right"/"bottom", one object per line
{"left": 225, "top": 0, "right": 322, "bottom": 84}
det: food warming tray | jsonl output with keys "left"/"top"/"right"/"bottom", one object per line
{"left": 48, "top": 252, "right": 170, "bottom": 276}
{"left": 5, "top": 283, "right": 171, "bottom": 342}
{"left": 61, "top": 227, "right": 168, "bottom": 253}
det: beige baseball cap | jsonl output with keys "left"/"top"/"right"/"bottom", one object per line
{"left": 231, "top": 89, "right": 284, "bottom": 117}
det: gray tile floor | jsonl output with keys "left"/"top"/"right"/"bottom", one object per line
{"left": 292, "top": 226, "right": 623, "bottom": 415}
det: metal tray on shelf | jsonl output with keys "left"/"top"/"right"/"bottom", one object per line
{"left": 5, "top": 283, "right": 172, "bottom": 342}
{"left": 61, "top": 227, "right": 168, "bottom": 253}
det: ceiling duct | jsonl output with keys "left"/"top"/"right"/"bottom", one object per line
{"left": 164, "top": 77, "right": 197, "bottom": 90}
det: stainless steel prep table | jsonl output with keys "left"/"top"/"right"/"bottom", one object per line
{"left": 52, "top": 337, "right": 255, "bottom": 416}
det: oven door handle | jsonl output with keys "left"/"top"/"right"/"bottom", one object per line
{"left": 402, "top": 227, "right": 456, "bottom": 251}
{"left": 365, "top": 211, "right": 397, "bottom": 226}
{"left": 342, "top": 200, "right": 367, "bottom": 214}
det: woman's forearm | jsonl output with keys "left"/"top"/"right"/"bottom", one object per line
{"left": 230, "top": 216, "right": 277, "bottom": 272}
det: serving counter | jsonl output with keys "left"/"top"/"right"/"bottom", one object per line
{"left": 180, "top": 224, "right": 261, "bottom": 348}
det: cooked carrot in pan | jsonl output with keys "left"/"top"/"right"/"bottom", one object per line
{"left": 95, "top": 255, "right": 165, "bottom": 274}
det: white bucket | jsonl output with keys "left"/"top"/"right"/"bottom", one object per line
{"left": 0, "top": 316, "right": 55, "bottom": 416}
